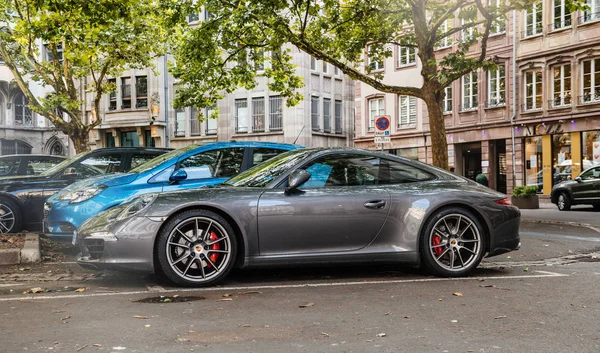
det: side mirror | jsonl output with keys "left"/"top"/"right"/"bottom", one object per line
{"left": 285, "top": 169, "right": 311, "bottom": 195}
{"left": 63, "top": 167, "right": 77, "bottom": 180}
{"left": 169, "top": 169, "right": 188, "bottom": 184}
{"left": 574, "top": 176, "right": 582, "bottom": 182}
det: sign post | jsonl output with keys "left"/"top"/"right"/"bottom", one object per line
{"left": 374, "top": 115, "right": 391, "bottom": 151}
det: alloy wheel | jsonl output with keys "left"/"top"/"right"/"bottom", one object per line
{"left": 428, "top": 213, "right": 482, "bottom": 272}
{"left": 558, "top": 195, "right": 565, "bottom": 210}
{"left": 166, "top": 216, "right": 232, "bottom": 283}
{"left": 0, "top": 203, "right": 16, "bottom": 234}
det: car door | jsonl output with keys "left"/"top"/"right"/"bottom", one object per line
{"left": 257, "top": 153, "right": 391, "bottom": 255}
{"left": 161, "top": 147, "right": 246, "bottom": 192}
{"left": 571, "top": 167, "right": 600, "bottom": 202}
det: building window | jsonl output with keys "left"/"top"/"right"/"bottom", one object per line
{"left": 367, "top": 47, "right": 383, "bottom": 72}
{"left": 13, "top": 93, "right": 33, "bottom": 126}
{"left": 583, "top": 0, "right": 600, "bottom": 23}
{"left": 311, "top": 96, "right": 320, "bottom": 131}
{"left": 253, "top": 49, "right": 265, "bottom": 71}
{"left": 235, "top": 98, "right": 248, "bottom": 133}
{"left": 108, "top": 78, "right": 117, "bottom": 111}
{"left": 524, "top": 70, "right": 543, "bottom": 110}
{"left": 462, "top": 72, "right": 478, "bottom": 110}
{"left": 44, "top": 44, "right": 63, "bottom": 62}
{"left": 311, "top": 56, "right": 318, "bottom": 71}
{"left": 398, "top": 95, "right": 417, "bottom": 127}
{"left": 269, "top": 95, "right": 283, "bottom": 131}
{"left": 489, "top": 0, "right": 506, "bottom": 34}
{"left": 436, "top": 19, "right": 453, "bottom": 49}
{"left": 524, "top": 2, "right": 543, "bottom": 37}
{"left": 461, "top": 19, "right": 476, "bottom": 42}
{"left": 144, "top": 130, "right": 155, "bottom": 147}
{"left": 323, "top": 98, "right": 331, "bottom": 132}
{"left": 398, "top": 46, "right": 416, "bottom": 67}
{"left": 582, "top": 130, "right": 600, "bottom": 167}
{"left": 135, "top": 76, "right": 148, "bottom": 108}
{"left": 443, "top": 86, "right": 453, "bottom": 113}
{"left": 252, "top": 97, "right": 265, "bottom": 132}
{"left": 368, "top": 98, "right": 384, "bottom": 131}
{"left": 121, "top": 77, "right": 131, "bottom": 109}
{"left": 552, "top": 64, "right": 571, "bottom": 107}
{"left": 334, "top": 100, "right": 343, "bottom": 134}
{"left": 176, "top": 108, "right": 186, "bottom": 137}
{"left": 582, "top": 58, "right": 600, "bottom": 103}
{"left": 121, "top": 131, "right": 140, "bottom": 147}
{"left": 189, "top": 107, "right": 201, "bottom": 136}
{"left": 188, "top": 12, "right": 200, "bottom": 23}
{"left": 322, "top": 61, "right": 329, "bottom": 74}
{"left": 206, "top": 105, "right": 217, "bottom": 135}
{"left": 334, "top": 66, "right": 341, "bottom": 76}
{"left": 553, "top": 0, "right": 572, "bottom": 29}
{"left": 488, "top": 64, "right": 506, "bottom": 107}
{"left": 105, "top": 132, "right": 115, "bottom": 147}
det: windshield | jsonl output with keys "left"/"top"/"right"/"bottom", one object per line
{"left": 129, "top": 144, "right": 199, "bottom": 174}
{"left": 41, "top": 151, "right": 92, "bottom": 176}
{"left": 224, "top": 149, "right": 316, "bottom": 187}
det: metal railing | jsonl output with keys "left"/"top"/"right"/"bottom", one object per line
{"left": 579, "top": 11, "right": 600, "bottom": 24}
{"left": 486, "top": 97, "right": 506, "bottom": 107}
{"left": 548, "top": 19, "right": 571, "bottom": 31}
{"left": 579, "top": 93, "right": 600, "bottom": 104}
{"left": 549, "top": 96, "right": 572, "bottom": 108}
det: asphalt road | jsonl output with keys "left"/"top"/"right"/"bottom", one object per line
{"left": 0, "top": 210, "right": 599, "bottom": 353}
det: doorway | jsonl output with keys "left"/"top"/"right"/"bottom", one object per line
{"left": 461, "top": 142, "right": 481, "bottom": 181}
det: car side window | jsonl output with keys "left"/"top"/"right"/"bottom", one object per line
{"left": 0, "top": 158, "right": 20, "bottom": 176}
{"left": 300, "top": 154, "right": 379, "bottom": 188}
{"left": 252, "top": 148, "right": 285, "bottom": 167}
{"left": 380, "top": 159, "right": 435, "bottom": 184}
{"left": 581, "top": 167, "right": 600, "bottom": 180}
{"left": 26, "top": 157, "right": 61, "bottom": 175}
{"left": 131, "top": 153, "right": 159, "bottom": 170}
{"left": 178, "top": 148, "right": 245, "bottom": 180}
{"left": 67, "top": 153, "right": 122, "bottom": 179}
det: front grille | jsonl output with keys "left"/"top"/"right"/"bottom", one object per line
{"left": 81, "top": 239, "right": 104, "bottom": 260}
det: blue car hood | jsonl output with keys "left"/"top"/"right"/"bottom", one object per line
{"left": 50, "top": 173, "right": 138, "bottom": 200}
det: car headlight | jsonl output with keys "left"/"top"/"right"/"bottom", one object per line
{"left": 58, "top": 185, "right": 107, "bottom": 204}
{"left": 115, "top": 193, "right": 158, "bottom": 221}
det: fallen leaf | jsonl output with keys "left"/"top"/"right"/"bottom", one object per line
{"left": 523, "top": 268, "right": 529, "bottom": 272}
{"left": 24, "top": 287, "right": 45, "bottom": 294}
{"left": 92, "top": 344, "right": 101, "bottom": 347}
{"left": 321, "top": 332, "right": 330, "bottom": 337}
{"left": 61, "top": 316, "right": 71, "bottom": 321}
{"left": 299, "top": 302, "right": 315, "bottom": 308}
{"left": 133, "top": 315, "right": 149, "bottom": 319}
{"left": 218, "top": 298, "right": 233, "bottom": 301}
{"left": 438, "top": 298, "right": 444, "bottom": 301}
{"left": 494, "top": 315, "right": 507, "bottom": 320}
{"left": 403, "top": 315, "right": 412, "bottom": 319}
{"left": 75, "top": 288, "right": 86, "bottom": 293}
{"left": 222, "top": 293, "right": 232, "bottom": 297}
{"left": 384, "top": 311, "right": 392, "bottom": 316}
{"left": 188, "top": 330, "right": 196, "bottom": 333}
{"left": 376, "top": 333, "right": 386, "bottom": 337}
{"left": 145, "top": 324, "right": 151, "bottom": 328}
{"left": 453, "top": 292, "right": 463, "bottom": 297}
{"left": 451, "top": 320, "right": 458, "bottom": 323}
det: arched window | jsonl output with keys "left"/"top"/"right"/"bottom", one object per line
{"left": 14, "top": 93, "right": 33, "bottom": 126}
{"left": 49, "top": 140, "right": 65, "bottom": 155}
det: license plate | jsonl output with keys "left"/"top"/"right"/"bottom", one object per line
{"left": 72, "top": 230, "right": 78, "bottom": 246}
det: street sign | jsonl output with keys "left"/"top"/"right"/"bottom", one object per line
{"left": 375, "top": 116, "right": 390, "bottom": 132}
{"left": 374, "top": 115, "right": 391, "bottom": 147}
{"left": 375, "top": 136, "right": 391, "bottom": 144}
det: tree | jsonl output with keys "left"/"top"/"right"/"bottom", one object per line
{"left": 0, "top": 0, "right": 166, "bottom": 153}
{"left": 163, "top": 0, "right": 546, "bottom": 169}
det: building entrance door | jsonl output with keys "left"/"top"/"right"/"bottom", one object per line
{"left": 461, "top": 142, "right": 482, "bottom": 181}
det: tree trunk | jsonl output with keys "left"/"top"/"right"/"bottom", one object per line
{"left": 422, "top": 85, "right": 449, "bottom": 170}
{"left": 70, "top": 131, "right": 91, "bottom": 154}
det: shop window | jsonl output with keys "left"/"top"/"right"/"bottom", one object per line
{"left": 144, "top": 130, "right": 155, "bottom": 148}
{"left": 525, "top": 136, "right": 543, "bottom": 193}
{"left": 582, "top": 130, "right": 600, "bottom": 168}
{"left": 552, "top": 133, "right": 572, "bottom": 186}
{"left": 105, "top": 132, "right": 115, "bottom": 147}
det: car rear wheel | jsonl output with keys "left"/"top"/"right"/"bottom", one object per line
{"left": 156, "top": 209, "right": 237, "bottom": 287}
{"left": 557, "top": 193, "right": 571, "bottom": 211}
{"left": 0, "top": 198, "right": 21, "bottom": 234}
{"left": 593, "top": 204, "right": 600, "bottom": 210}
{"left": 420, "top": 208, "right": 485, "bottom": 277}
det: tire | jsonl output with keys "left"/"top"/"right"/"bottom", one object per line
{"left": 557, "top": 192, "right": 571, "bottom": 211}
{"left": 593, "top": 204, "right": 600, "bottom": 210}
{"left": 156, "top": 209, "right": 237, "bottom": 287}
{"left": 419, "top": 207, "right": 486, "bottom": 277}
{"left": 0, "top": 198, "right": 22, "bottom": 234}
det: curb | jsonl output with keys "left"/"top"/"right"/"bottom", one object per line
{"left": 0, "top": 233, "right": 41, "bottom": 266}
{"left": 521, "top": 218, "right": 600, "bottom": 234}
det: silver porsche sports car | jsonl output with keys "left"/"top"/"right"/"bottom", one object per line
{"left": 76, "top": 148, "right": 520, "bottom": 287}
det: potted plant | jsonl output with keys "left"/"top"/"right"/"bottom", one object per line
{"left": 511, "top": 185, "right": 540, "bottom": 209}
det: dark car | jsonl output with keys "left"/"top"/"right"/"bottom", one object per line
{"left": 76, "top": 148, "right": 520, "bottom": 287}
{"left": 551, "top": 165, "right": 600, "bottom": 211}
{"left": 0, "top": 154, "right": 66, "bottom": 177}
{"left": 0, "top": 147, "right": 170, "bottom": 234}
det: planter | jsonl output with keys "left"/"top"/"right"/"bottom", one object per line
{"left": 511, "top": 195, "right": 539, "bottom": 209}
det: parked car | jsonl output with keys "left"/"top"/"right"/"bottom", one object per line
{"left": 75, "top": 147, "right": 521, "bottom": 287}
{"left": 0, "top": 147, "right": 170, "bottom": 234}
{"left": 44, "top": 141, "right": 302, "bottom": 240}
{"left": 0, "top": 154, "right": 66, "bottom": 177}
{"left": 551, "top": 165, "right": 600, "bottom": 211}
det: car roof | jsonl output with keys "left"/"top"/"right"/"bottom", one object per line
{"left": 197, "top": 141, "right": 302, "bottom": 149}
{"left": 0, "top": 154, "right": 66, "bottom": 158}
{"left": 88, "top": 147, "right": 173, "bottom": 153}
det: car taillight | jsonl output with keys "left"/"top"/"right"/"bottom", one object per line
{"left": 494, "top": 197, "right": 512, "bottom": 206}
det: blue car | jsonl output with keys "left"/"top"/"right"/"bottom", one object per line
{"left": 43, "top": 142, "right": 302, "bottom": 240}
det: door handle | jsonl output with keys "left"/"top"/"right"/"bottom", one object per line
{"left": 364, "top": 200, "right": 386, "bottom": 209}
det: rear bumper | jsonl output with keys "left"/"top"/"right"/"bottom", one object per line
{"left": 487, "top": 212, "right": 521, "bottom": 258}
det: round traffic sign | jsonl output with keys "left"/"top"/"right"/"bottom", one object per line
{"left": 375, "top": 116, "right": 390, "bottom": 131}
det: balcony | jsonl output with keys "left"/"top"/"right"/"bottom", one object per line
{"left": 548, "top": 19, "right": 572, "bottom": 32}
{"left": 486, "top": 97, "right": 506, "bottom": 108}
{"left": 522, "top": 102, "right": 543, "bottom": 112}
{"left": 549, "top": 96, "right": 572, "bottom": 108}
{"left": 579, "top": 92, "right": 600, "bottom": 105}
{"left": 578, "top": 11, "right": 600, "bottom": 25}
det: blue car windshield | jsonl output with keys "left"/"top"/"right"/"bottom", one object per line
{"left": 41, "top": 151, "right": 92, "bottom": 176}
{"left": 129, "top": 144, "right": 199, "bottom": 174}
{"left": 223, "top": 149, "right": 316, "bottom": 188}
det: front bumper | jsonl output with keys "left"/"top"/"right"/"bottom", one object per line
{"left": 44, "top": 199, "right": 114, "bottom": 239}
{"left": 76, "top": 215, "right": 163, "bottom": 273}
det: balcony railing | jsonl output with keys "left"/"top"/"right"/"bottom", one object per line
{"left": 579, "top": 93, "right": 600, "bottom": 104}
{"left": 486, "top": 97, "right": 506, "bottom": 108}
{"left": 522, "top": 24, "right": 543, "bottom": 38}
{"left": 579, "top": 10, "right": 600, "bottom": 24}
{"left": 548, "top": 19, "right": 572, "bottom": 31}
{"left": 549, "top": 96, "right": 572, "bottom": 108}
{"left": 522, "top": 103, "right": 543, "bottom": 111}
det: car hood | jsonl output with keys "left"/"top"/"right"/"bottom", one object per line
{"left": 49, "top": 173, "right": 138, "bottom": 200}
{"left": 553, "top": 179, "right": 576, "bottom": 189}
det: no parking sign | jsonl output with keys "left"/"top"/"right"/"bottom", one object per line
{"left": 374, "top": 115, "right": 391, "bottom": 144}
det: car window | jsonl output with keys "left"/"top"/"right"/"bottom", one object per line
{"left": 252, "top": 148, "right": 286, "bottom": 167}
{"left": 179, "top": 148, "right": 245, "bottom": 180}
{"left": 131, "top": 153, "right": 161, "bottom": 170}
{"left": 381, "top": 159, "right": 435, "bottom": 184}
{"left": 26, "top": 157, "right": 62, "bottom": 175}
{"left": 64, "top": 153, "right": 123, "bottom": 179}
{"left": 581, "top": 167, "right": 600, "bottom": 180}
{"left": 300, "top": 154, "right": 379, "bottom": 188}
{"left": 0, "top": 158, "right": 20, "bottom": 176}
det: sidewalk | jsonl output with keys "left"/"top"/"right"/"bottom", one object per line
{"left": 519, "top": 198, "right": 600, "bottom": 230}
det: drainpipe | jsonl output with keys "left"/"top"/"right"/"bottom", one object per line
{"left": 163, "top": 54, "right": 169, "bottom": 148}
{"left": 510, "top": 9, "right": 517, "bottom": 189}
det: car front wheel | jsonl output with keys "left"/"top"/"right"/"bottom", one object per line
{"left": 156, "top": 209, "right": 237, "bottom": 287}
{"left": 420, "top": 208, "right": 485, "bottom": 277}
{"left": 0, "top": 198, "right": 21, "bottom": 234}
{"left": 557, "top": 193, "right": 571, "bottom": 211}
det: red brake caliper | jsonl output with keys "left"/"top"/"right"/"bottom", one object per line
{"left": 207, "top": 231, "right": 220, "bottom": 268}
{"left": 432, "top": 234, "right": 443, "bottom": 256}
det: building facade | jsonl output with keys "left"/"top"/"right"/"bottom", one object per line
{"left": 355, "top": 1, "right": 600, "bottom": 195}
